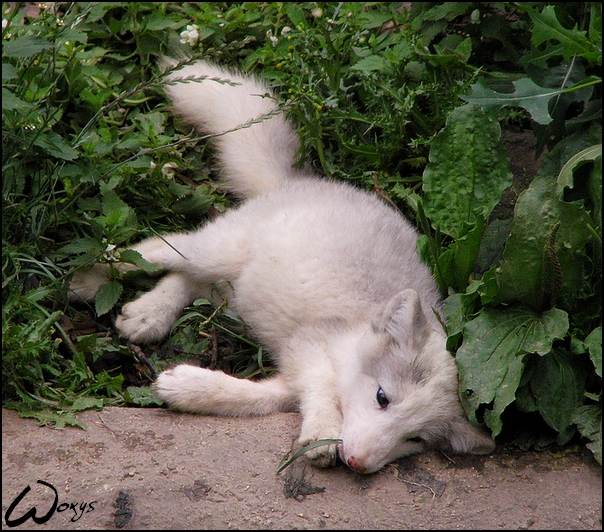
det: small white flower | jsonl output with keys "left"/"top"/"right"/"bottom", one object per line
{"left": 161, "top": 162, "right": 178, "bottom": 179}
{"left": 2, "top": 19, "right": 8, "bottom": 31}
{"left": 180, "top": 24, "right": 200, "bottom": 46}
{"left": 103, "top": 242, "right": 118, "bottom": 262}
{"left": 266, "top": 29, "right": 278, "bottom": 47}
{"left": 281, "top": 26, "right": 291, "bottom": 35}
{"left": 311, "top": 7, "right": 323, "bottom": 19}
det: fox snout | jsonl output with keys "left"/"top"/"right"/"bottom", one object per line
{"left": 339, "top": 442, "right": 374, "bottom": 474}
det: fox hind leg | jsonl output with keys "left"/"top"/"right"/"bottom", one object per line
{"left": 154, "top": 364, "right": 297, "bottom": 416}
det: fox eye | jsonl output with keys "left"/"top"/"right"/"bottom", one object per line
{"left": 376, "top": 387, "right": 389, "bottom": 409}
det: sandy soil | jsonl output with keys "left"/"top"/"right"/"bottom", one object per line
{"left": 2, "top": 407, "right": 601, "bottom": 530}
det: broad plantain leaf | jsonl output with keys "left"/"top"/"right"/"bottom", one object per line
{"left": 572, "top": 404, "right": 602, "bottom": 465}
{"left": 422, "top": 104, "right": 512, "bottom": 239}
{"left": 585, "top": 327, "right": 602, "bottom": 377}
{"left": 531, "top": 348, "right": 586, "bottom": 445}
{"left": 436, "top": 215, "right": 485, "bottom": 292}
{"left": 456, "top": 306, "right": 569, "bottom": 437}
{"left": 496, "top": 175, "right": 593, "bottom": 310}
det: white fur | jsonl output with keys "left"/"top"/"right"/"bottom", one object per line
{"left": 70, "top": 60, "right": 495, "bottom": 473}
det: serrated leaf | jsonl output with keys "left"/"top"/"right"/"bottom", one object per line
{"left": 94, "top": 281, "right": 123, "bottom": 316}
{"left": 2, "top": 63, "right": 18, "bottom": 81}
{"left": 119, "top": 249, "right": 162, "bottom": 273}
{"left": 2, "top": 35, "right": 53, "bottom": 57}
{"left": 20, "top": 409, "right": 87, "bottom": 429}
{"left": 2, "top": 88, "right": 31, "bottom": 111}
{"left": 71, "top": 396, "right": 104, "bottom": 411}
{"left": 528, "top": 5, "right": 601, "bottom": 65}
{"left": 556, "top": 144, "right": 602, "bottom": 195}
{"left": 457, "top": 306, "right": 569, "bottom": 436}
{"left": 96, "top": 190, "right": 138, "bottom": 238}
{"left": 351, "top": 55, "right": 388, "bottom": 73}
{"left": 59, "top": 237, "right": 104, "bottom": 255}
{"left": 422, "top": 105, "right": 512, "bottom": 238}
{"left": 461, "top": 78, "right": 568, "bottom": 125}
{"left": 33, "top": 131, "right": 79, "bottom": 160}
{"left": 125, "top": 386, "right": 164, "bottom": 406}
{"left": 286, "top": 3, "right": 307, "bottom": 29}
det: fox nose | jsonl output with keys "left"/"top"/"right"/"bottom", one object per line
{"left": 346, "top": 455, "right": 369, "bottom": 474}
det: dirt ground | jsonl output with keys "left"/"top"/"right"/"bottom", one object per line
{"left": 2, "top": 407, "right": 601, "bottom": 530}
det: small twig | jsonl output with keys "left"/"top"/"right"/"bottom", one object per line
{"left": 398, "top": 479, "right": 438, "bottom": 499}
{"left": 209, "top": 325, "right": 219, "bottom": 368}
{"left": 95, "top": 412, "right": 118, "bottom": 440}
{"left": 371, "top": 172, "right": 399, "bottom": 210}
{"left": 128, "top": 342, "right": 158, "bottom": 379}
{"left": 438, "top": 450, "right": 457, "bottom": 465}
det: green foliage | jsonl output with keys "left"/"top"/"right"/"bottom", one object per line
{"left": 2, "top": 2, "right": 601, "bottom": 463}
{"left": 425, "top": 2, "right": 601, "bottom": 462}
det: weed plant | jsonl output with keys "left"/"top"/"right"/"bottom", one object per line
{"left": 2, "top": 2, "right": 601, "bottom": 462}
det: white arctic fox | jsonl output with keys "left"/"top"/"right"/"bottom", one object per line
{"left": 70, "top": 60, "right": 495, "bottom": 474}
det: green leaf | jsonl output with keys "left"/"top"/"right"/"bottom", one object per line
{"left": 527, "top": 5, "right": 602, "bottom": 66}
{"left": 456, "top": 306, "right": 569, "bottom": 436}
{"left": 20, "top": 409, "right": 87, "bottom": 429}
{"left": 95, "top": 281, "right": 123, "bottom": 316}
{"left": 461, "top": 77, "right": 571, "bottom": 125}
{"left": 124, "top": 386, "right": 164, "bottom": 406}
{"left": 531, "top": 348, "right": 586, "bottom": 444}
{"left": 286, "top": 3, "right": 307, "bottom": 29}
{"left": 422, "top": 105, "right": 513, "bottom": 238}
{"left": 585, "top": 327, "right": 602, "bottom": 377}
{"left": 2, "top": 35, "right": 53, "bottom": 57}
{"left": 33, "top": 131, "right": 79, "bottom": 161}
{"left": 351, "top": 55, "right": 388, "bottom": 73}
{"left": 496, "top": 176, "right": 594, "bottom": 309}
{"left": 96, "top": 190, "right": 138, "bottom": 238}
{"left": 572, "top": 404, "right": 602, "bottom": 465}
{"left": 59, "top": 237, "right": 104, "bottom": 255}
{"left": 437, "top": 215, "right": 485, "bottom": 292}
{"left": 556, "top": 144, "right": 602, "bottom": 196}
{"left": 71, "top": 396, "right": 104, "bottom": 411}
{"left": 119, "top": 249, "right": 162, "bottom": 273}
{"left": 1, "top": 88, "right": 31, "bottom": 111}
{"left": 172, "top": 186, "right": 215, "bottom": 217}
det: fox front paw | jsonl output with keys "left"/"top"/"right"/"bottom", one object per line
{"left": 295, "top": 435, "right": 339, "bottom": 468}
{"left": 115, "top": 296, "right": 177, "bottom": 344}
{"left": 296, "top": 415, "right": 342, "bottom": 468}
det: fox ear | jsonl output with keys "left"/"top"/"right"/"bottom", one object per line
{"left": 447, "top": 416, "right": 496, "bottom": 455}
{"left": 373, "top": 289, "right": 429, "bottom": 348}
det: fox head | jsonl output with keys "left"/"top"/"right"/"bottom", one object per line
{"left": 338, "top": 289, "right": 495, "bottom": 474}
